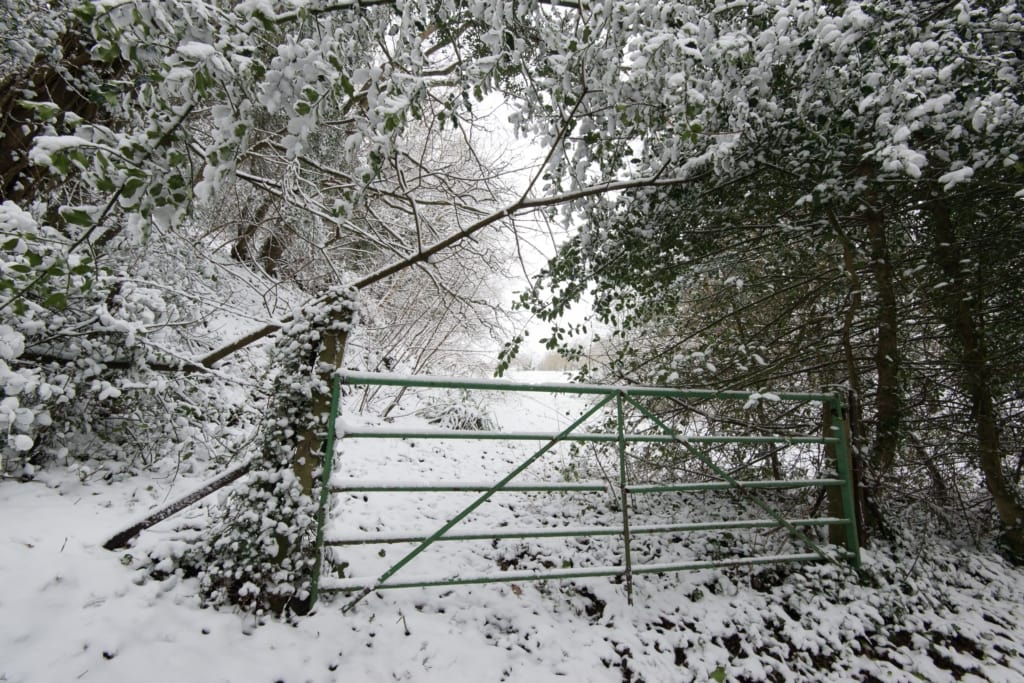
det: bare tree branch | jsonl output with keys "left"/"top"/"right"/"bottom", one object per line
{"left": 197, "top": 168, "right": 713, "bottom": 367}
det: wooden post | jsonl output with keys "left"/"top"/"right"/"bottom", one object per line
{"left": 292, "top": 325, "right": 349, "bottom": 496}
{"left": 286, "top": 312, "right": 351, "bottom": 615}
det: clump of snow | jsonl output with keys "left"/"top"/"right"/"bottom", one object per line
{"left": 0, "top": 324, "right": 25, "bottom": 361}
{"left": 27, "top": 134, "right": 90, "bottom": 168}
{"left": 175, "top": 41, "right": 215, "bottom": 60}
{"left": 938, "top": 165, "right": 974, "bottom": 190}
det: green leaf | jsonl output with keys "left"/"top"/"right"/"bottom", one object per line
{"left": 123, "top": 177, "right": 145, "bottom": 198}
{"left": 16, "top": 100, "right": 60, "bottom": 122}
{"left": 61, "top": 208, "right": 94, "bottom": 227}
{"left": 340, "top": 75, "right": 354, "bottom": 97}
{"left": 97, "top": 42, "right": 121, "bottom": 64}
{"left": 44, "top": 292, "right": 67, "bottom": 310}
{"left": 72, "top": 1, "right": 97, "bottom": 21}
{"left": 69, "top": 149, "right": 89, "bottom": 169}
{"left": 194, "top": 69, "right": 214, "bottom": 95}
{"left": 51, "top": 153, "right": 71, "bottom": 175}
{"left": 252, "top": 10, "right": 275, "bottom": 32}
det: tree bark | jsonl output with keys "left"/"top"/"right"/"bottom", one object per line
{"left": 866, "top": 209, "right": 901, "bottom": 476}
{"left": 279, "top": 311, "right": 350, "bottom": 615}
{"left": 230, "top": 199, "right": 273, "bottom": 265}
{"left": 830, "top": 215, "right": 874, "bottom": 538}
{"left": 292, "top": 322, "right": 348, "bottom": 497}
{"left": 259, "top": 232, "right": 287, "bottom": 277}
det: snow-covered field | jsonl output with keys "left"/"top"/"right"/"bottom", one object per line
{"left": 2, "top": 372, "right": 1024, "bottom": 682}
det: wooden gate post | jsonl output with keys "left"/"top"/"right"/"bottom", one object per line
{"left": 292, "top": 323, "right": 349, "bottom": 497}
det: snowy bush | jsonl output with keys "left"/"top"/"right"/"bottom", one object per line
{"left": 0, "top": 198, "right": 259, "bottom": 479}
{"left": 417, "top": 390, "right": 496, "bottom": 431}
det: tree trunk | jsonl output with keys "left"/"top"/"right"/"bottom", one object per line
{"left": 274, "top": 320, "right": 348, "bottom": 615}
{"left": 195, "top": 297, "right": 357, "bottom": 615}
{"left": 230, "top": 199, "right": 273, "bottom": 264}
{"left": 866, "top": 210, "right": 902, "bottom": 477}
{"left": 292, "top": 324, "right": 348, "bottom": 497}
{"left": 259, "top": 232, "right": 287, "bottom": 277}
{"left": 822, "top": 404, "right": 847, "bottom": 547}
{"left": 928, "top": 197, "right": 1024, "bottom": 561}
{"left": 831, "top": 217, "right": 876, "bottom": 539}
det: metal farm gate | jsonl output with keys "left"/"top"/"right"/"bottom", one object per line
{"left": 307, "top": 372, "right": 861, "bottom": 612}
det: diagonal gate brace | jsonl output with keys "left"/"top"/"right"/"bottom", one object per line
{"left": 339, "top": 392, "right": 617, "bottom": 613}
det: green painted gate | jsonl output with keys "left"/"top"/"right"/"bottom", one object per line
{"left": 309, "top": 372, "right": 860, "bottom": 612}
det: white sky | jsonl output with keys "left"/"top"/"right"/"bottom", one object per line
{"left": 474, "top": 94, "right": 597, "bottom": 367}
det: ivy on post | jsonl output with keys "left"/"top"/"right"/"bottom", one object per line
{"left": 192, "top": 289, "right": 359, "bottom": 617}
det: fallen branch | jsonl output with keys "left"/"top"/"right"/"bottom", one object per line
{"left": 102, "top": 460, "right": 253, "bottom": 550}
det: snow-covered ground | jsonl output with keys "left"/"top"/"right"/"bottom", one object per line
{"left": 2, "top": 371, "right": 1024, "bottom": 682}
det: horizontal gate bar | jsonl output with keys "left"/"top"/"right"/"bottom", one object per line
{"left": 320, "top": 552, "right": 849, "bottom": 592}
{"left": 339, "top": 371, "right": 835, "bottom": 402}
{"left": 329, "top": 478, "right": 843, "bottom": 494}
{"left": 626, "top": 478, "right": 845, "bottom": 493}
{"left": 325, "top": 517, "right": 849, "bottom": 545}
{"left": 340, "top": 427, "right": 836, "bottom": 445}
{"left": 331, "top": 480, "right": 607, "bottom": 493}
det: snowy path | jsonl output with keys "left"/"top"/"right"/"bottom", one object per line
{"left": 3, "top": 372, "right": 1024, "bottom": 682}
